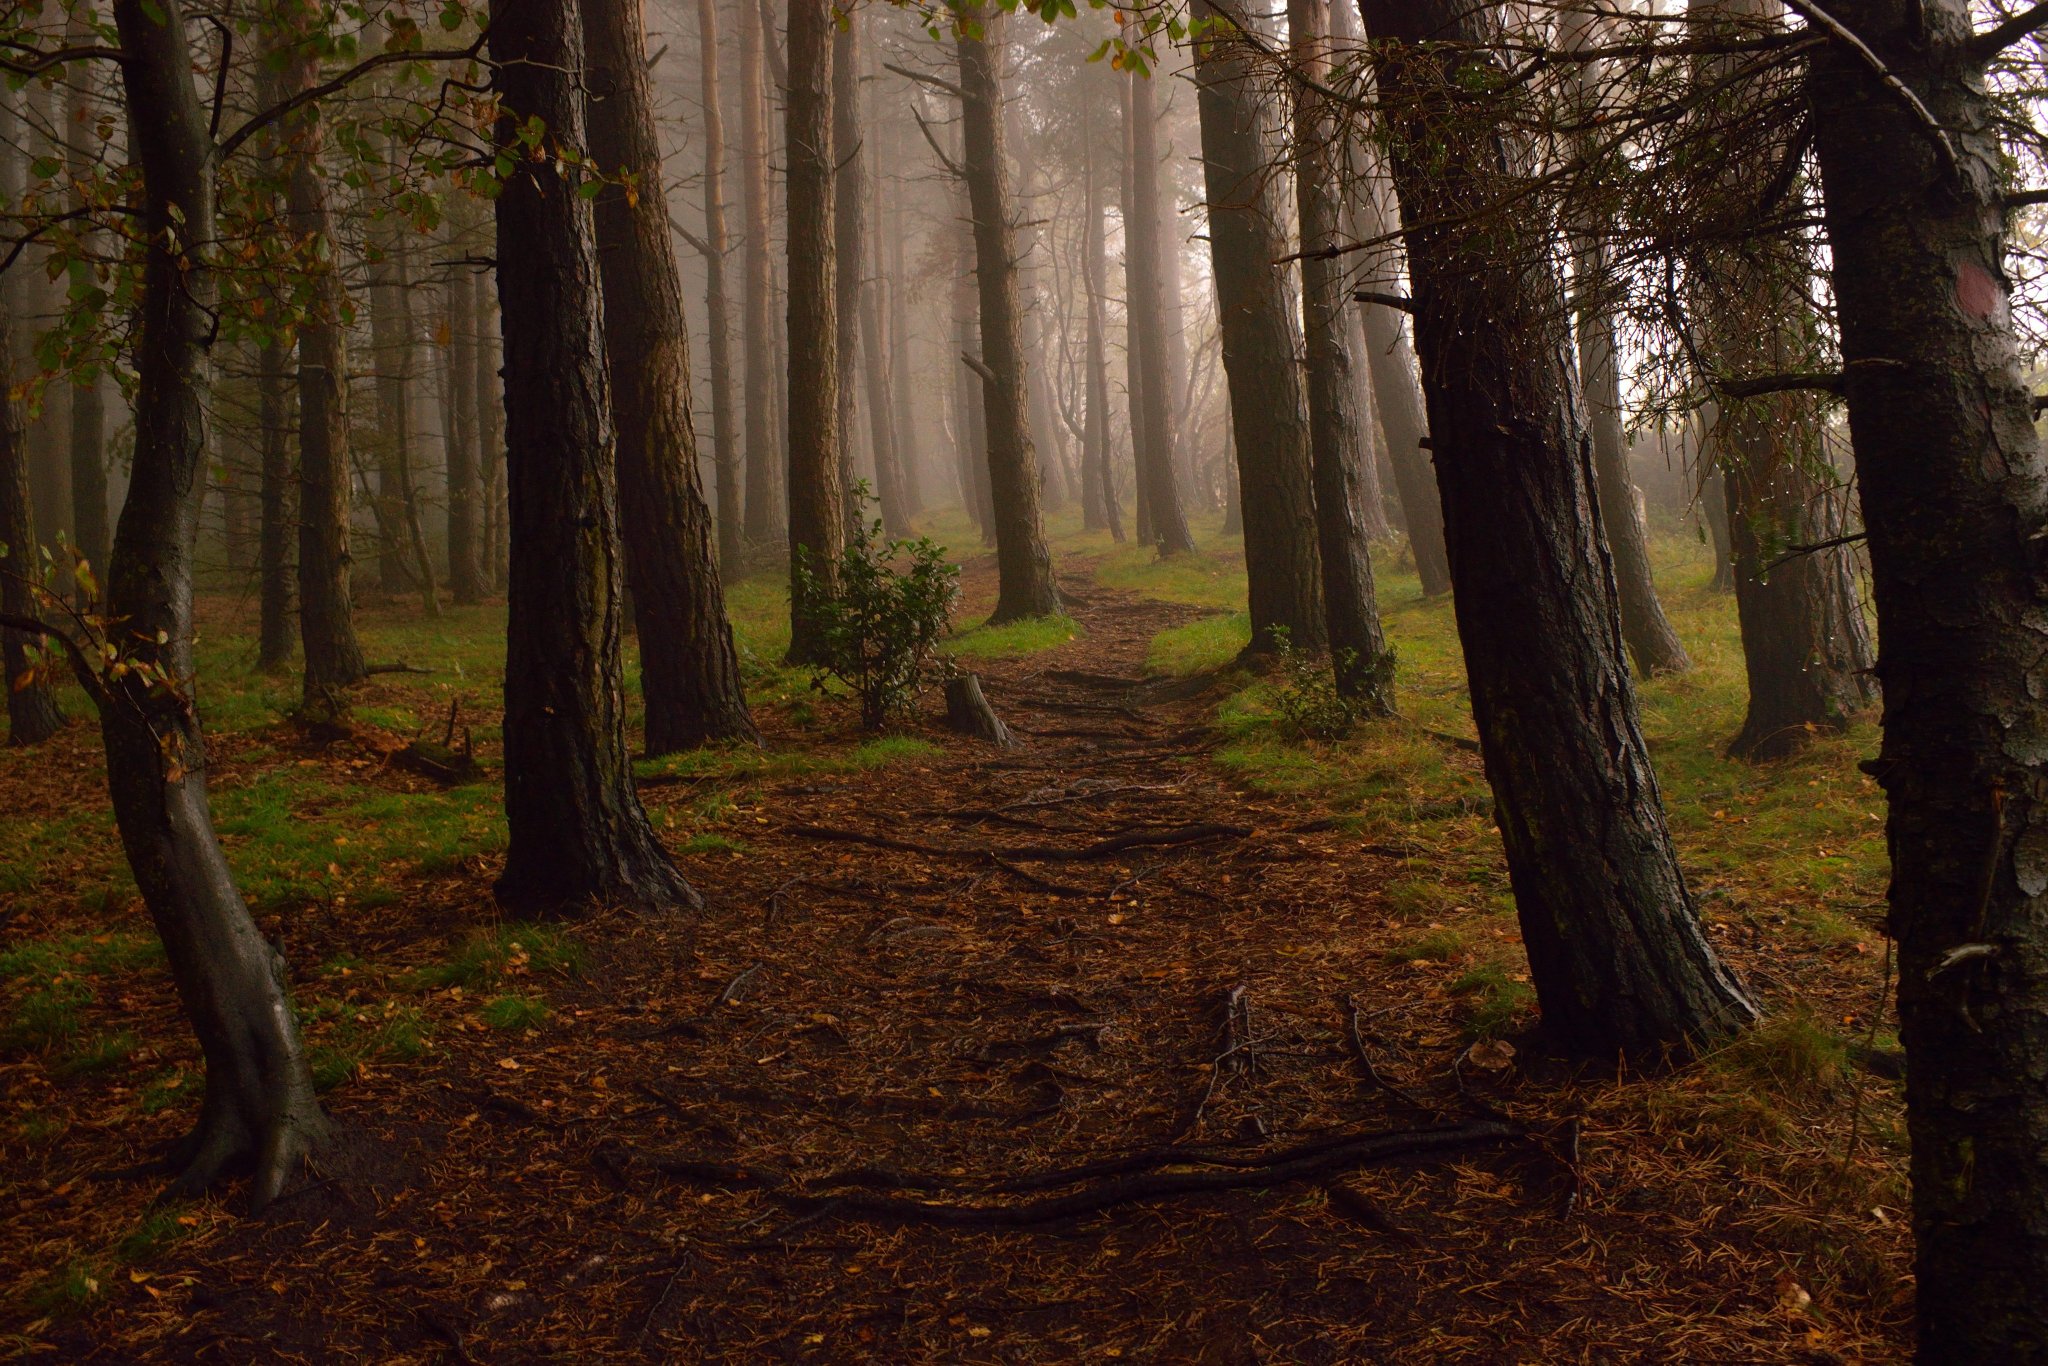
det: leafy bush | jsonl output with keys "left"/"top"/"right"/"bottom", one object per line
{"left": 794, "top": 486, "right": 960, "bottom": 730}
{"left": 1269, "top": 627, "right": 1360, "bottom": 742}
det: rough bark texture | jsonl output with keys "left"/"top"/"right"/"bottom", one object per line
{"left": 1125, "top": 70, "right": 1195, "bottom": 556}
{"left": 490, "top": 0, "right": 697, "bottom": 913}
{"left": 783, "top": 0, "right": 845, "bottom": 663}
{"left": 1191, "top": 1, "right": 1325, "bottom": 654}
{"left": 832, "top": 16, "right": 864, "bottom": 531}
{"left": 695, "top": 0, "right": 742, "bottom": 567}
{"left": 957, "top": 10, "right": 1060, "bottom": 622}
{"left": 1352, "top": 170, "right": 1451, "bottom": 598}
{"left": 1807, "top": 4, "right": 2048, "bottom": 1355}
{"left": 1359, "top": 0, "right": 1755, "bottom": 1058}
{"left": 1289, "top": 0, "right": 1394, "bottom": 709}
{"left": 110, "top": 0, "right": 329, "bottom": 1203}
{"left": 738, "top": 0, "right": 780, "bottom": 544}
{"left": 585, "top": 0, "right": 758, "bottom": 753}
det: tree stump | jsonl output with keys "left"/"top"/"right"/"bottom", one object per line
{"left": 945, "top": 673, "right": 1018, "bottom": 748}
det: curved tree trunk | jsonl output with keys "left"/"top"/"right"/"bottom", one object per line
{"left": 110, "top": 0, "right": 329, "bottom": 1204}
{"left": 738, "top": 0, "right": 780, "bottom": 545}
{"left": 695, "top": 0, "right": 742, "bottom": 568}
{"left": 1360, "top": 0, "right": 1755, "bottom": 1057}
{"left": 490, "top": 0, "right": 698, "bottom": 912}
{"left": 1289, "top": 0, "right": 1394, "bottom": 709}
{"left": 783, "top": 0, "right": 846, "bottom": 663}
{"left": 584, "top": 0, "right": 759, "bottom": 752}
{"left": 1191, "top": 1, "right": 1324, "bottom": 654}
{"left": 957, "top": 6, "right": 1059, "bottom": 622}
{"left": 1125, "top": 69, "right": 1195, "bottom": 556}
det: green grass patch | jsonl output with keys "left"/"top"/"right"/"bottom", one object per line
{"left": 1146, "top": 613, "right": 1249, "bottom": 677}
{"left": 306, "top": 1001, "right": 431, "bottom": 1092}
{"left": 946, "top": 614, "right": 1081, "bottom": 660}
{"left": 479, "top": 993, "right": 550, "bottom": 1032}
{"left": 26, "top": 1260, "right": 106, "bottom": 1318}
{"left": 676, "top": 833, "right": 749, "bottom": 856}
{"left": 1389, "top": 929, "right": 1469, "bottom": 963}
{"left": 1709, "top": 1007, "right": 1850, "bottom": 1100}
{"left": 55, "top": 1030, "right": 138, "bottom": 1077}
{"left": 0, "top": 932, "right": 160, "bottom": 1054}
{"left": 411, "top": 923, "right": 584, "bottom": 992}
{"left": 115, "top": 1206, "right": 195, "bottom": 1264}
{"left": 1448, "top": 961, "right": 1537, "bottom": 1039}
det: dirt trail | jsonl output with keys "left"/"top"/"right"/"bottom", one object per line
{"left": 19, "top": 577, "right": 1889, "bottom": 1364}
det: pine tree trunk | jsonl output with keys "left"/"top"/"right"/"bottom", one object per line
{"left": 1081, "top": 126, "right": 1123, "bottom": 542}
{"left": 693, "top": 0, "right": 742, "bottom": 568}
{"left": 957, "top": 7, "right": 1060, "bottom": 622}
{"left": 474, "top": 270, "right": 508, "bottom": 593}
{"left": 860, "top": 268, "right": 911, "bottom": 536}
{"left": 1191, "top": 1, "right": 1325, "bottom": 654}
{"left": 367, "top": 180, "right": 440, "bottom": 618}
{"left": 1125, "top": 69, "right": 1195, "bottom": 556}
{"left": 583, "top": 0, "right": 759, "bottom": 752}
{"left": 831, "top": 16, "right": 867, "bottom": 533}
{"left": 63, "top": 9, "right": 108, "bottom": 584}
{"left": 108, "top": 0, "right": 328, "bottom": 1204}
{"left": 490, "top": 0, "right": 698, "bottom": 912}
{"left": 1289, "top": 0, "right": 1393, "bottom": 708}
{"left": 738, "top": 0, "right": 779, "bottom": 545}
{"left": 444, "top": 219, "right": 483, "bottom": 606}
{"left": 1359, "top": 0, "right": 1755, "bottom": 1057}
{"left": 951, "top": 222, "right": 994, "bottom": 541}
{"left": 277, "top": 14, "right": 365, "bottom": 713}
{"left": 256, "top": 330, "right": 296, "bottom": 669}
{"left": 885, "top": 191, "right": 924, "bottom": 516}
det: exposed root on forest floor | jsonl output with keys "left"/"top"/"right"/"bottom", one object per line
{"left": 0, "top": 561, "right": 1912, "bottom": 1362}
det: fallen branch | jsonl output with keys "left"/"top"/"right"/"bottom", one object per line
{"left": 1346, "top": 994, "right": 1430, "bottom": 1111}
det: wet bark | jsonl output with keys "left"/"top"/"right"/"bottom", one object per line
{"left": 490, "top": 0, "right": 697, "bottom": 912}
{"left": 1191, "top": 1, "right": 1324, "bottom": 653}
{"left": 108, "top": 0, "right": 329, "bottom": 1203}
{"left": 1124, "top": 69, "right": 1195, "bottom": 556}
{"left": 1807, "top": 9, "right": 2048, "bottom": 1352}
{"left": 584, "top": 0, "right": 759, "bottom": 752}
{"left": 696, "top": 0, "right": 742, "bottom": 567}
{"left": 738, "top": 0, "right": 780, "bottom": 544}
{"left": 1359, "top": 0, "right": 1755, "bottom": 1057}
{"left": 958, "top": 7, "right": 1060, "bottom": 622}
{"left": 783, "top": 0, "right": 845, "bottom": 663}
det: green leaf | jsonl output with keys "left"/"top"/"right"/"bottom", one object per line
{"left": 576, "top": 179, "right": 603, "bottom": 200}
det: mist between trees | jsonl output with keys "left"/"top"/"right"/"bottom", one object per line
{"left": 1, "top": 0, "right": 2046, "bottom": 1360}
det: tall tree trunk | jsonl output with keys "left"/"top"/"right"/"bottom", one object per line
{"left": 783, "top": 0, "right": 845, "bottom": 662}
{"left": 1359, "top": 0, "right": 1755, "bottom": 1056}
{"left": 475, "top": 268, "right": 508, "bottom": 593}
{"left": 63, "top": 6, "right": 108, "bottom": 585}
{"left": 1011, "top": 126, "right": 1069, "bottom": 511}
{"left": 367, "top": 172, "right": 440, "bottom": 618}
{"left": 694, "top": 0, "right": 742, "bottom": 568}
{"left": 951, "top": 218, "right": 994, "bottom": 541}
{"left": 1192, "top": 0, "right": 1324, "bottom": 653}
{"left": 859, "top": 221, "right": 911, "bottom": 534}
{"left": 490, "top": 0, "right": 696, "bottom": 913}
{"left": 1690, "top": 0, "right": 1873, "bottom": 758}
{"left": 885, "top": 177, "right": 924, "bottom": 517}
{"left": 256, "top": 331, "right": 296, "bottom": 668}
{"left": 1809, "top": 3, "right": 2048, "bottom": 1356}
{"left": 1120, "top": 81, "right": 1152, "bottom": 548}
{"left": 584, "top": 0, "right": 759, "bottom": 752}
{"left": 1288, "top": 0, "right": 1393, "bottom": 707}
{"left": 107, "top": 0, "right": 328, "bottom": 1204}
{"left": 275, "top": 3, "right": 365, "bottom": 714}
{"left": 1081, "top": 128, "right": 1124, "bottom": 542}
{"left": 957, "top": 6, "right": 1059, "bottom": 621}
{"left": 25, "top": 78, "right": 69, "bottom": 569}
{"left": 444, "top": 219, "right": 483, "bottom": 606}
{"left": 738, "top": 0, "right": 779, "bottom": 544}
{"left": 1125, "top": 69, "right": 1195, "bottom": 556}
{"left": 831, "top": 15, "right": 864, "bottom": 530}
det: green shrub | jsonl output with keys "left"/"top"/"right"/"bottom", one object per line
{"left": 1268, "top": 627, "right": 1363, "bottom": 742}
{"left": 793, "top": 484, "right": 959, "bottom": 730}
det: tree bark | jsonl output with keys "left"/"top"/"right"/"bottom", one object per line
{"left": 1125, "top": 69, "right": 1195, "bottom": 556}
{"left": 1806, "top": 5, "right": 2048, "bottom": 1352}
{"left": 859, "top": 202, "right": 911, "bottom": 535}
{"left": 1191, "top": 1, "right": 1325, "bottom": 654}
{"left": 584, "top": 0, "right": 759, "bottom": 752}
{"left": 109, "top": 0, "right": 329, "bottom": 1204}
{"left": 885, "top": 175, "right": 924, "bottom": 518}
{"left": 274, "top": 2, "right": 365, "bottom": 714}
{"left": 375, "top": 191, "right": 441, "bottom": 618}
{"left": 783, "top": 0, "right": 845, "bottom": 662}
{"left": 443, "top": 218, "right": 483, "bottom": 606}
{"left": 957, "top": 7, "right": 1060, "bottom": 622}
{"left": 832, "top": 15, "right": 865, "bottom": 531}
{"left": 490, "top": 0, "right": 698, "bottom": 912}
{"left": 952, "top": 214, "right": 994, "bottom": 541}
{"left": 63, "top": 6, "right": 108, "bottom": 587}
{"left": 695, "top": 0, "right": 743, "bottom": 568}
{"left": 738, "top": 0, "right": 780, "bottom": 545}
{"left": 1288, "top": 0, "right": 1394, "bottom": 708}
{"left": 475, "top": 268, "right": 508, "bottom": 594}
{"left": 1358, "top": 0, "right": 1755, "bottom": 1057}
{"left": 1081, "top": 123, "right": 1123, "bottom": 542}
{"left": 256, "top": 329, "right": 296, "bottom": 668}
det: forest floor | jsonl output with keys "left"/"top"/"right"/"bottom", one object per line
{"left": 2, "top": 514, "right": 1910, "bottom": 1363}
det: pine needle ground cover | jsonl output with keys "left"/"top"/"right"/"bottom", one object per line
{"left": 0, "top": 519, "right": 1905, "bottom": 1362}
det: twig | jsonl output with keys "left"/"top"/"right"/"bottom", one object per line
{"left": 1344, "top": 995, "right": 1429, "bottom": 1110}
{"left": 1778, "top": 0, "right": 1959, "bottom": 181}
{"left": 1350, "top": 289, "right": 1415, "bottom": 312}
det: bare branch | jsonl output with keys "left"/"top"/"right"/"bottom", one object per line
{"left": 1972, "top": 1, "right": 2048, "bottom": 62}
{"left": 215, "top": 37, "right": 487, "bottom": 162}
{"left": 1351, "top": 289, "right": 1416, "bottom": 313}
{"left": 1779, "top": 0, "right": 1960, "bottom": 180}
{"left": 883, "top": 61, "right": 964, "bottom": 101}
{"left": 1716, "top": 371, "right": 1844, "bottom": 399}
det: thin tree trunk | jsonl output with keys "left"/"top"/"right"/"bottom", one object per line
{"left": 1192, "top": 0, "right": 1324, "bottom": 654}
{"left": 832, "top": 15, "right": 864, "bottom": 531}
{"left": 475, "top": 268, "right": 508, "bottom": 594}
{"left": 738, "top": 0, "right": 779, "bottom": 544}
{"left": 951, "top": 220, "right": 994, "bottom": 541}
{"left": 1359, "top": 0, "right": 1755, "bottom": 1056}
{"left": 885, "top": 181, "right": 924, "bottom": 516}
{"left": 256, "top": 329, "right": 295, "bottom": 668}
{"left": 367, "top": 170, "right": 440, "bottom": 618}
{"left": 1082, "top": 127, "right": 1123, "bottom": 541}
{"left": 490, "top": 0, "right": 697, "bottom": 912}
{"left": 25, "top": 77, "right": 69, "bottom": 567}
{"left": 783, "top": 0, "right": 845, "bottom": 662}
{"left": 1289, "top": 0, "right": 1393, "bottom": 707}
{"left": 860, "top": 251, "right": 911, "bottom": 536}
{"left": 444, "top": 217, "right": 483, "bottom": 605}
{"left": 957, "top": 6, "right": 1059, "bottom": 621}
{"left": 584, "top": 0, "right": 759, "bottom": 751}
{"left": 63, "top": 6, "right": 108, "bottom": 585}
{"left": 1125, "top": 69, "right": 1195, "bottom": 556}
{"left": 694, "top": 0, "right": 742, "bottom": 568}
{"left": 276, "top": 7, "right": 365, "bottom": 714}
{"left": 105, "top": 0, "right": 329, "bottom": 1204}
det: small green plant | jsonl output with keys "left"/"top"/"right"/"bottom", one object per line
{"left": 1448, "top": 961, "right": 1537, "bottom": 1039}
{"left": 480, "top": 994, "right": 550, "bottom": 1032}
{"left": 116, "top": 1206, "right": 194, "bottom": 1264}
{"left": 56, "top": 1030, "right": 138, "bottom": 1077}
{"left": 1268, "top": 627, "right": 1362, "bottom": 742}
{"left": 411, "top": 923, "right": 584, "bottom": 991}
{"left": 28, "top": 1259, "right": 105, "bottom": 1318}
{"left": 793, "top": 484, "right": 960, "bottom": 731}
{"left": 1388, "top": 928, "right": 1469, "bottom": 963}
{"left": 1710, "top": 1008, "right": 1849, "bottom": 1099}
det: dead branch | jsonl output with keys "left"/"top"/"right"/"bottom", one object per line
{"left": 1346, "top": 994, "right": 1430, "bottom": 1110}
